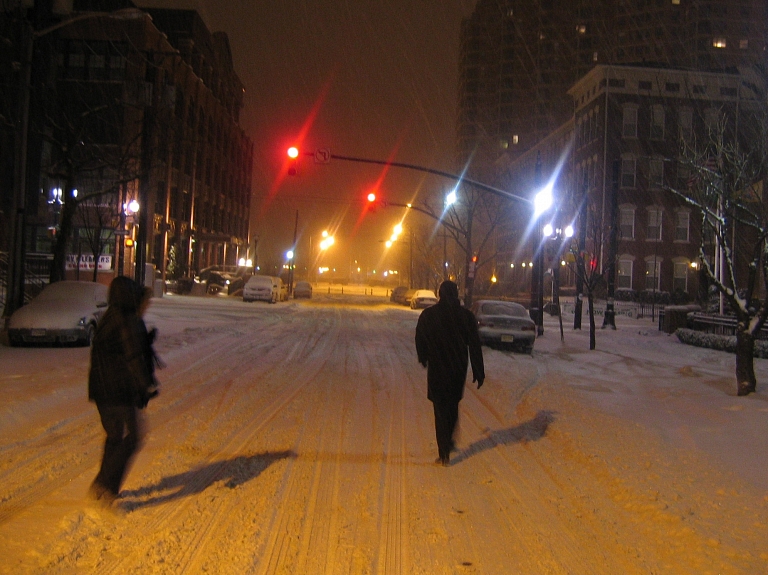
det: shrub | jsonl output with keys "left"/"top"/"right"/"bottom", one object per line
{"left": 675, "top": 328, "right": 768, "bottom": 358}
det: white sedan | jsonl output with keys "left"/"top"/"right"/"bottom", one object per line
{"left": 7, "top": 281, "right": 109, "bottom": 347}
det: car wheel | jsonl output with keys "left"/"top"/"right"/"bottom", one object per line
{"left": 83, "top": 324, "right": 95, "bottom": 347}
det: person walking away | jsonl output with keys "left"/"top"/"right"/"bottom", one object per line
{"left": 415, "top": 280, "right": 484, "bottom": 466}
{"left": 88, "top": 277, "right": 158, "bottom": 506}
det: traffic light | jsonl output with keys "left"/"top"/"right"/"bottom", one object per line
{"left": 367, "top": 192, "right": 376, "bottom": 203}
{"left": 287, "top": 147, "right": 299, "bottom": 175}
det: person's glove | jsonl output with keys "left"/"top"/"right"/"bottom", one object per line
{"left": 139, "top": 388, "right": 159, "bottom": 408}
{"left": 475, "top": 377, "right": 484, "bottom": 389}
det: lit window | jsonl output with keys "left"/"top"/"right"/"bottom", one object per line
{"left": 645, "top": 258, "right": 661, "bottom": 290}
{"left": 672, "top": 0, "right": 680, "bottom": 4}
{"left": 577, "top": 25, "right": 586, "bottom": 34}
{"left": 739, "top": 39, "right": 749, "bottom": 50}
{"left": 512, "top": 134, "right": 519, "bottom": 144}
{"left": 713, "top": 38, "right": 726, "bottom": 49}
{"left": 618, "top": 259, "right": 633, "bottom": 289}
{"left": 620, "top": 207, "right": 635, "bottom": 239}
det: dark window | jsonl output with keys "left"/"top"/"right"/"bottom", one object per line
{"left": 665, "top": 83, "right": 680, "bottom": 92}
{"left": 639, "top": 80, "right": 652, "bottom": 90}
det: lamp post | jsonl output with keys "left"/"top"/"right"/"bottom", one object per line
{"left": 384, "top": 223, "right": 413, "bottom": 288}
{"left": 530, "top": 175, "right": 554, "bottom": 336}
{"left": 542, "top": 222, "right": 574, "bottom": 341}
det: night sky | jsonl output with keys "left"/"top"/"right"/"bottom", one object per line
{"left": 136, "top": 0, "right": 476, "bottom": 277}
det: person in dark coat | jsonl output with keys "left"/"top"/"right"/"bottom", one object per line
{"left": 88, "top": 276, "right": 157, "bottom": 505}
{"left": 415, "top": 280, "right": 485, "bottom": 466}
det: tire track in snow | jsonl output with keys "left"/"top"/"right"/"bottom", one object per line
{"left": 96, "top": 307, "right": 343, "bottom": 575}
{"left": 373, "top": 321, "right": 410, "bottom": 575}
{"left": 249, "top": 309, "right": 346, "bottom": 575}
{"left": 0, "top": 314, "right": 286, "bottom": 526}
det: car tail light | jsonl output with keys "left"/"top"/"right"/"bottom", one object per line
{"left": 521, "top": 325, "right": 535, "bottom": 331}
{"left": 478, "top": 319, "right": 494, "bottom": 327}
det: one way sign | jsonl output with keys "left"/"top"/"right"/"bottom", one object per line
{"left": 314, "top": 148, "right": 331, "bottom": 164}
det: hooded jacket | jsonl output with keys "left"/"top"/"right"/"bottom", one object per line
{"left": 88, "top": 277, "right": 154, "bottom": 406}
{"left": 415, "top": 281, "right": 485, "bottom": 403}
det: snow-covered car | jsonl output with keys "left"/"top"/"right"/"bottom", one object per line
{"left": 7, "top": 281, "right": 108, "bottom": 347}
{"left": 293, "top": 281, "right": 312, "bottom": 299}
{"left": 243, "top": 275, "right": 279, "bottom": 303}
{"left": 470, "top": 299, "right": 536, "bottom": 354}
{"left": 410, "top": 289, "right": 438, "bottom": 309}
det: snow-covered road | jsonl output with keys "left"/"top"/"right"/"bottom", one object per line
{"left": 1, "top": 293, "right": 766, "bottom": 574}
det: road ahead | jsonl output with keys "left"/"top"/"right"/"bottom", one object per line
{"left": 1, "top": 293, "right": 766, "bottom": 574}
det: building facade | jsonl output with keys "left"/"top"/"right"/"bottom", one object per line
{"left": 1, "top": 0, "right": 253, "bottom": 292}
{"left": 498, "top": 64, "right": 763, "bottom": 303}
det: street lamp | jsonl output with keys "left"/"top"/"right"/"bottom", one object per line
{"left": 541, "top": 223, "right": 574, "bottom": 323}
{"left": 530, "top": 181, "right": 556, "bottom": 336}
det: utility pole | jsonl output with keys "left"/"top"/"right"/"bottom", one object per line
{"left": 530, "top": 153, "right": 545, "bottom": 335}
{"left": 135, "top": 51, "right": 156, "bottom": 289}
{"left": 602, "top": 160, "right": 619, "bottom": 329}
{"left": 289, "top": 210, "right": 298, "bottom": 295}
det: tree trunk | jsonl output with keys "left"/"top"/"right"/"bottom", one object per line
{"left": 735, "top": 326, "right": 756, "bottom": 396}
{"left": 50, "top": 182, "right": 77, "bottom": 283}
{"left": 588, "top": 293, "right": 596, "bottom": 350}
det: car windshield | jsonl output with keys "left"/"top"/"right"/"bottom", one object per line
{"left": 480, "top": 303, "right": 527, "bottom": 317}
{"left": 36, "top": 283, "right": 99, "bottom": 304}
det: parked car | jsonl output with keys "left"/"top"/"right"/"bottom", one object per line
{"left": 410, "top": 289, "right": 438, "bottom": 309}
{"left": 7, "top": 281, "right": 109, "bottom": 347}
{"left": 273, "top": 276, "right": 288, "bottom": 301}
{"left": 402, "top": 288, "right": 418, "bottom": 306}
{"left": 293, "top": 281, "right": 312, "bottom": 299}
{"left": 243, "top": 275, "right": 279, "bottom": 303}
{"left": 470, "top": 299, "right": 536, "bottom": 353}
{"left": 198, "top": 266, "right": 244, "bottom": 295}
{"left": 390, "top": 286, "right": 408, "bottom": 303}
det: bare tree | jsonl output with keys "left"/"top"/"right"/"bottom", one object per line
{"left": 74, "top": 188, "right": 120, "bottom": 281}
{"left": 668, "top": 102, "right": 768, "bottom": 396}
{"left": 43, "top": 75, "right": 142, "bottom": 283}
{"left": 565, "top": 203, "right": 607, "bottom": 350}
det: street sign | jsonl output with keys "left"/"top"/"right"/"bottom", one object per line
{"left": 314, "top": 148, "right": 331, "bottom": 164}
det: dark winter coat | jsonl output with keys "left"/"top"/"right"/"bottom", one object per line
{"left": 415, "top": 281, "right": 485, "bottom": 404}
{"left": 88, "top": 277, "right": 154, "bottom": 407}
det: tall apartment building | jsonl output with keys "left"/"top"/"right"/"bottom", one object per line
{"left": 457, "top": 0, "right": 767, "bottom": 183}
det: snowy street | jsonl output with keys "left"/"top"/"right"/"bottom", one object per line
{"left": 1, "top": 293, "right": 766, "bottom": 574}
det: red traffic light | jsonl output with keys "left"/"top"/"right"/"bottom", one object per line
{"left": 287, "top": 146, "right": 299, "bottom": 159}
